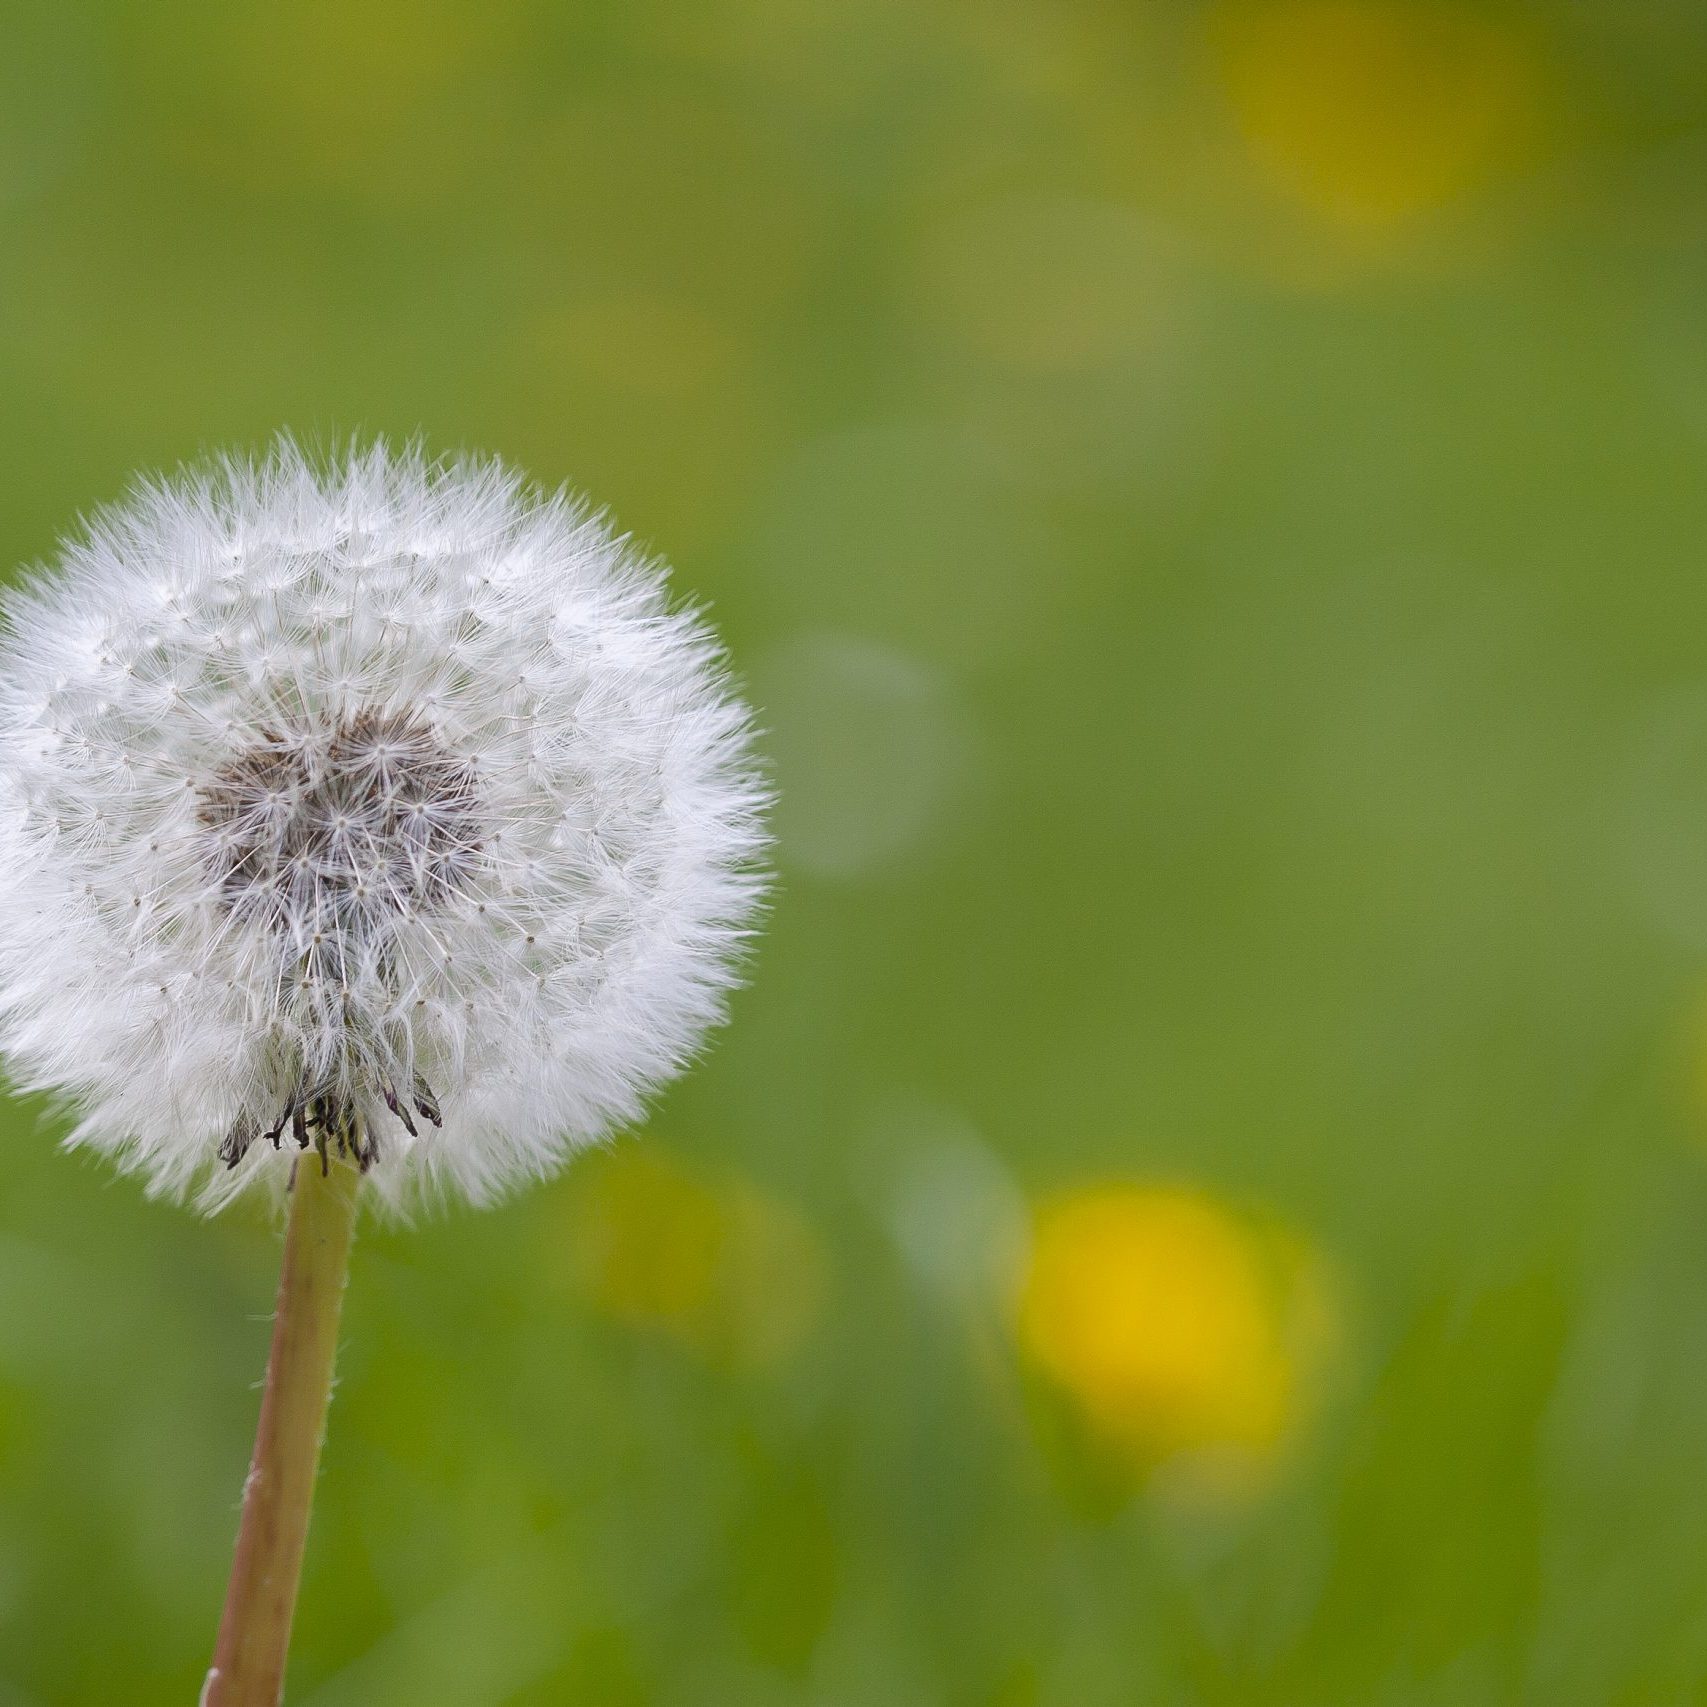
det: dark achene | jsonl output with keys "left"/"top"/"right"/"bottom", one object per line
{"left": 219, "top": 1081, "right": 444, "bottom": 1175}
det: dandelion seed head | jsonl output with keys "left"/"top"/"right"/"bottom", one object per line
{"left": 0, "top": 439, "right": 769, "bottom": 1212}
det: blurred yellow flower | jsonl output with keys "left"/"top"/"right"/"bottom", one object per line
{"left": 1214, "top": 1, "right": 1540, "bottom": 234}
{"left": 560, "top": 1146, "right": 825, "bottom": 1369}
{"left": 911, "top": 197, "right": 1180, "bottom": 376}
{"left": 530, "top": 296, "right": 740, "bottom": 401}
{"left": 184, "top": 0, "right": 529, "bottom": 198}
{"left": 1676, "top": 989, "right": 1707, "bottom": 1131}
{"left": 1015, "top": 1183, "right": 1330, "bottom": 1483}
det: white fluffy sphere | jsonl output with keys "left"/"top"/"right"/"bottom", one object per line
{"left": 0, "top": 441, "right": 768, "bottom": 1211}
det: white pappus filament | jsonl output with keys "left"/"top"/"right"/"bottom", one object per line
{"left": 0, "top": 439, "right": 769, "bottom": 1212}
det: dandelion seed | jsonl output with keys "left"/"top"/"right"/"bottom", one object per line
{"left": 0, "top": 439, "right": 769, "bottom": 1212}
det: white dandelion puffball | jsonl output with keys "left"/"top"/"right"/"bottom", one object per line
{"left": 0, "top": 441, "right": 768, "bottom": 1211}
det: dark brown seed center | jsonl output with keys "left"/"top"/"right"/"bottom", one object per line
{"left": 197, "top": 708, "right": 482, "bottom": 933}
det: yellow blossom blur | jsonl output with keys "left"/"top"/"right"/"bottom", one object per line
{"left": 530, "top": 295, "right": 741, "bottom": 401}
{"left": 1016, "top": 1184, "right": 1331, "bottom": 1484}
{"left": 558, "top": 1145, "right": 825, "bottom": 1369}
{"left": 1214, "top": 1, "right": 1540, "bottom": 234}
{"left": 911, "top": 198, "right": 1180, "bottom": 375}
{"left": 182, "top": 0, "right": 529, "bottom": 198}
{"left": 1678, "top": 990, "right": 1707, "bottom": 1133}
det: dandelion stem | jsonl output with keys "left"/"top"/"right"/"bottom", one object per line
{"left": 202, "top": 1153, "right": 361, "bottom": 1706}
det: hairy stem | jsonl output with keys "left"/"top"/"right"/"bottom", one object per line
{"left": 202, "top": 1154, "right": 361, "bottom": 1706}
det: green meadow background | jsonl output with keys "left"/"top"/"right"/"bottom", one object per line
{"left": 0, "top": 1, "right": 1704, "bottom": 1702}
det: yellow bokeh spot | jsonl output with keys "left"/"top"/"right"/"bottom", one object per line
{"left": 912, "top": 198, "right": 1179, "bottom": 375}
{"left": 196, "top": 0, "right": 529, "bottom": 196}
{"left": 528, "top": 296, "right": 740, "bottom": 400}
{"left": 1677, "top": 990, "right": 1707, "bottom": 1132}
{"left": 1016, "top": 1184, "right": 1328, "bottom": 1479}
{"left": 1215, "top": 2, "right": 1540, "bottom": 233}
{"left": 561, "top": 1146, "right": 824, "bottom": 1369}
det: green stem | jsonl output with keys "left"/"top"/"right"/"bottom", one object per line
{"left": 202, "top": 1154, "right": 361, "bottom": 1706}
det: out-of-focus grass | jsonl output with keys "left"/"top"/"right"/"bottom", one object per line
{"left": 0, "top": 1, "right": 1704, "bottom": 1702}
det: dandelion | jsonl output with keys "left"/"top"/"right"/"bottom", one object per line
{"left": 1016, "top": 1183, "right": 1331, "bottom": 1494}
{"left": 0, "top": 439, "right": 768, "bottom": 1703}
{"left": 561, "top": 1143, "right": 824, "bottom": 1368}
{"left": 1214, "top": 0, "right": 1539, "bottom": 240}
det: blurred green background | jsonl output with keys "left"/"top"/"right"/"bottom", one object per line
{"left": 0, "top": 0, "right": 1703, "bottom": 1701}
